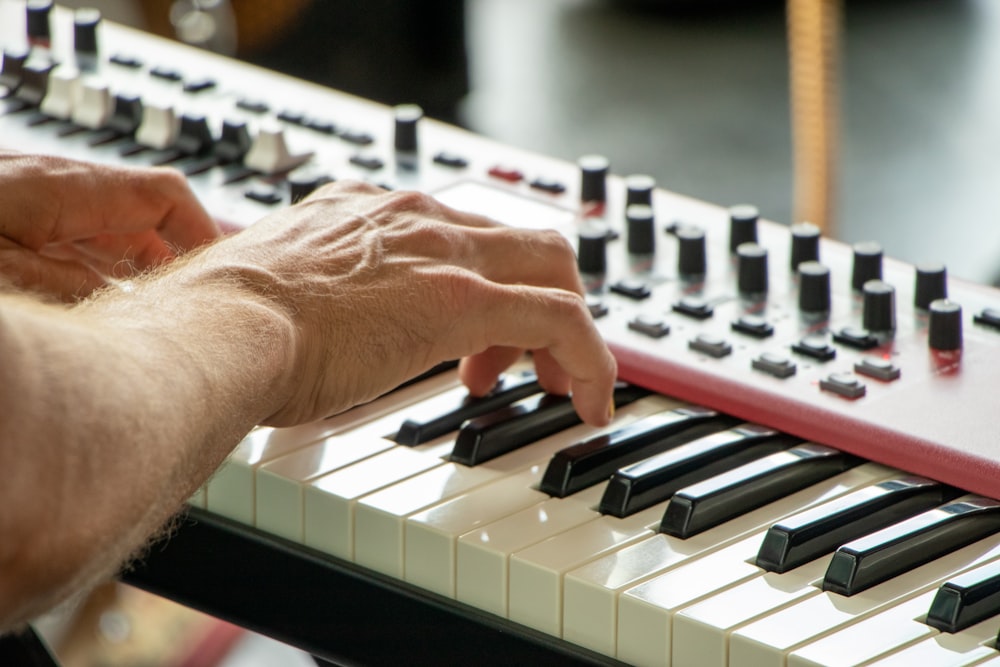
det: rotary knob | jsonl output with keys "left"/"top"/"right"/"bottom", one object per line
{"left": 73, "top": 8, "right": 101, "bottom": 55}
{"left": 625, "top": 174, "right": 655, "bottom": 207}
{"left": 577, "top": 227, "right": 608, "bottom": 276}
{"left": 676, "top": 225, "right": 707, "bottom": 279}
{"left": 790, "top": 222, "right": 821, "bottom": 271}
{"left": 737, "top": 242, "right": 768, "bottom": 298}
{"left": 928, "top": 299, "right": 962, "bottom": 351}
{"left": 728, "top": 204, "right": 759, "bottom": 253}
{"left": 914, "top": 263, "right": 948, "bottom": 310}
{"left": 862, "top": 280, "right": 896, "bottom": 333}
{"left": 579, "top": 155, "right": 609, "bottom": 203}
{"left": 851, "top": 241, "right": 883, "bottom": 291}
{"left": 393, "top": 103, "right": 422, "bottom": 153}
{"left": 626, "top": 204, "right": 655, "bottom": 256}
{"left": 26, "top": 0, "right": 53, "bottom": 46}
{"left": 798, "top": 261, "right": 831, "bottom": 315}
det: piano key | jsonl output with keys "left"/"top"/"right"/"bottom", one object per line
{"left": 927, "top": 558, "right": 1000, "bottom": 633}
{"left": 661, "top": 444, "right": 864, "bottom": 538}
{"left": 865, "top": 617, "right": 1000, "bottom": 667}
{"left": 539, "top": 406, "right": 737, "bottom": 498}
{"left": 456, "top": 484, "right": 608, "bottom": 616}
{"left": 394, "top": 371, "right": 541, "bottom": 445}
{"left": 561, "top": 463, "right": 889, "bottom": 657}
{"left": 757, "top": 476, "right": 960, "bottom": 574}
{"left": 824, "top": 495, "right": 1000, "bottom": 596}
{"left": 354, "top": 396, "right": 677, "bottom": 579}
{"left": 729, "top": 535, "right": 1000, "bottom": 667}
{"left": 204, "top": 369, "right": 461, "bottom": 524}
{"left": 450, "top": 383, "right": 648, "bottom": 465}
{"left": 302, "top": 446, "right": 444, "bottom": 559}
{"left": 599, "top": 425, "right": 803, "bottom": 518}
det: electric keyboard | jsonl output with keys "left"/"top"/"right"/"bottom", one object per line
{"left": 5, "top": 2, "right": 1000, "bottom": 665}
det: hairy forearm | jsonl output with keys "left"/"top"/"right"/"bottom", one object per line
{"left": 0, "top": 268, "right": 295, "bottom": 629}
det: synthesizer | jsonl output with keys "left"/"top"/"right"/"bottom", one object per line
{"left": 4, "top": 2, "right": 1000, "bottom": 666}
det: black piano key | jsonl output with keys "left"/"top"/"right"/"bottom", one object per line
{"left": 823, "top": 495, "right": 1000, "bottom": 596}
{"left": 394, "top": 372, "right": 542, "bottom": 446}
{"left": 598, "top": 424, "right": 802, "bottom": 518}
{"left": 539, "top": 407, "right": 739, "bottom": 498}
{"left": 450, "top": 383, "right": 649, "bottom": 466}
{"left": 660, "top": 444, "right": 864, "bottom": 538}
{"left": 756, "top": 476, "right": 960, "bottom": 573}
{"left": 926, "top": 559, "right": 1000, "bottom": 633}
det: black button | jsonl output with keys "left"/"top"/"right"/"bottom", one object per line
{"left": 819, "top": 373, "right": 866, "bottom": 399}
{"left": 673, "top": 296, "right": 713, "bottom": 320}
{"left": 752, "top": 353, "right": 796, "bottom": 379}
{"left": 689, "top": 333, "right": 732, "bottom": 358}
{"left": 854, "top": 357, "right": 901, "bottom": 382}
{"left": 732, "top": 315, "right": 774, "bottom": 338}
{"left": 974, "top": 308, "right": 1000, "bottom": 331}
{"left": 586, "top": 298, "right": 608, "bottom": 319}
{"left": 833, "top": 326, "right": 879, "bottom": 350}
{"left": 628, "top": 315, "right": 670, "bottom": 339}
{"left": 340, "top": 129, "right": 374, "bottom": 146}
{"left": 182, "top": 77, "right": 216, "bottom": 93}
{"left": 433, "top": 151, "right": 468, "bottom": 168}
{"left": 236, "top": 98, "right": 269, "bottom": 114}
{"left": 244, "top": 183, "right": 283, "bottom": 205}
{"left": 277, "top": 109, "right": 305, "bottom": 125}
{"left": 109, "top": 53, "right": 142, "bottom": 68}
{"left": 530, "top": 177, "right": 566, "bottom": 194}
{"left": 349, "top": 154, "right": 385, "bottom": 171}
{"left": 792, "top": 336, "right": 836, "bottom": 361}
{"left": 305, "top": 118, "right": 337, "bottom": 134}
{"left": 149, "top": 66, "right": 182, "bottom": 82}
{"left": 610, "top": 279, "right": 651, "bottom": 300}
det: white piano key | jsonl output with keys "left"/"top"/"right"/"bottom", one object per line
{"left": 561, "top": 463, "right": 888, "bottom": 658}
{"left": 729, "top": 536, "right": 1000, "bottom": 667}
{"left": 456, "top": 484, "right": 607, "bottom": 617}
{"left": 672, "top": 557, "right": 830, "bottom": 667}
{"left": 353, "top": 396, "right": 676, "bottom": 579}
{"left": 787, "top": 591, "right": 937, "bottom": 667}
{"left": 866, "top": 616, "right": 1000, "bottom": 667}
{"left": 204, "top": 370, "right": 459, "bottom": 525}
{"left": 616, "top": 534, "right": 768, "bottom": 667}
{"left": 255, "top": 435, "right": 395, "bottom": 542}
{"left": 302, "top": 446, "right": 444, "bottom": 560}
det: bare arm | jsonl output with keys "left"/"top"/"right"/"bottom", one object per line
{"left": 0, "top": 173, "right": 616, "bottom": 630}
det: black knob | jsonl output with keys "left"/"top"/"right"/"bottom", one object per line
{"left": 862, "top": 280, "right": 896, "bottom": 333}
{"left": 214, "top": 120, "right": 251, "bottom": 163}
{"left": 289, "top": 167, "right": 332, "bottom": 203}
{"left": 626, "top": 205, "right": 655, "bottom": 256}
{"left": 73, "top": 8, "right": 101, "bottom": 55}
{"left": 577, "top": 228, "right": 607, "bottom": 275}
{"left": 625, "top": 174, "right": 655, "bottom": 208}
{"left": 851, "top": 241, "right": 883, "bottom": 291}
{"left": 798, "top": 261, "right": 831, "bottom": 315}
{"left": 737, "top": 242, "right": 768, "bottom": 297}
{"left": 26, "top": 0, "right": 52, "bottom": 44}
{"left": 928, "top": 299, "right": 962, "bottom": 351}
{"left": 676, "top": 225, "right": 706, "bottom": 279}
{"left": 790, "top": 222, "right": 821, "bottom": 271}
{"left": 579, "top": 155, "right": 609, "bottom": 203}
{"left": 176, "top": 114, "right": 214, "bottom": 155}
{"left": 728, "top": 204, "right": 759, "bottom": 253}
{"left": 914, "top": 263, "right": 948, "bottom": 310}
{"left": 393, "top": 103, "right": 422, "bottom": 152}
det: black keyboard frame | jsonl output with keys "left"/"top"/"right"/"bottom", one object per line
{"left": 121, "top": 507, "right": 627, "bottom": 666}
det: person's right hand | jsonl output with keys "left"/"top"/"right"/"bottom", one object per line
{"left": 179, "top": 180, "right": 618, "bottom": 428}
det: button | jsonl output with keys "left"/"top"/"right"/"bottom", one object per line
{"left": 244, "top": 183, "right": 283, "bottom": 205}
{"left": 689, "top": 333, "right": 732, "bottom": 358}
{"left": 752, "top": 352, "right": 796, "bottom": 378}
{"left": 673, "top": 296, "right": 713, "bottom": 320}
{"left": 349, "top": 154, "right": 384, "bottom": 171}
{"left": 732, "top": 314, "right": 774, "bottom": 338}
{"left": 236, "top": 98, "right": 269, "bottom": 114}
{"left": 854, "top": 357, "right": 901, "bottom": 381}
{"left": 792, "top": 336, "right": 836, "bottom": 361}
{"left": 182, "top": 77, "right": 216, "bottom": 93}
{"left": 339, "top": 129, "right": 374, "bottom": 145}
{"left": 304, "top": 117, "right": 336, "bottom": 134}
{"left": 610, "top": 279, "right": 651, "bottom": 301}
{"left": 109, "top": 53, "right": 142, "bottom": 68}
{"left": 819, "top": 373, "right": 866, "bottom": 399}
{"left": 586, "top": 297, "right": 608, "bottom": 319}
{"left": 433, "top": 151, "right": 468, "bottom": 168}
{"left": 277, "top": 109, "right": 305, "bottom": 125}
{"left": 149, "top": 66, "right": 182, "bottom": 82}
{"left": 973, "top": 307, "right": 1000, "bottom": 331}
{"left": 628, "top": 315, "right": 669, "bottom": 339}
{"left": 488, "top": 165, "right": 523, "bottom": 183}
{"left": 833, "top": 326, "right": 879, "bottom": 350}
{"left": 529, "top": 177, "right": 566, "bottom": 194}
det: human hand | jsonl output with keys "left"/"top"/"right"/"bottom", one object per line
{"left": 183, "top": 180, "right": 617, "bottom": 427}
{"left": 0, "top": 153, "right": 220, "bottom": 300}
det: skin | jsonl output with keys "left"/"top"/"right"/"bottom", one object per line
{"left": 0, "top": 153, "right": 617, "bottom": 631}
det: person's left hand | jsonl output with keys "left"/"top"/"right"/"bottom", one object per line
{"left": 0, "top": 153, "right": 220, "bottom": 300}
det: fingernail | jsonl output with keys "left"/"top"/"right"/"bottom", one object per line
{"left": 608, "top": 398, "right": 616, "bottom": 421}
